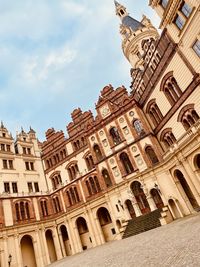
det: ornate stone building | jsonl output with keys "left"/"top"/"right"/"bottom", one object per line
{"left": 0, "top": 1, "right": 200, "bottom": 266}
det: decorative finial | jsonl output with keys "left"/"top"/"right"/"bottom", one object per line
{"left": 114, "top": 0, "right": 120, "bottom": 7}
{"left": 1, "top": 121, "right": 4, "bottom": 128}
{"left": 29, "top": 126, "right": 36, "bottom": 134}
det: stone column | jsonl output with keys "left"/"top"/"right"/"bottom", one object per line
{"left": 181, "top": 159, "right": 200, "bottom": 202}
{"left": 146, "top": 195, "right": 157, "bottom": 211}
{"left": 14, "top": 234, "right": 21, "bottom": 267}
{"left": 41, "top": 228, "right": 51, "bottom": 265}
{"left": 84, "top": 210, "right": 98, "bottom": 247}
{"left": 59, "top": 191, "right": 66, "bottom": 212}
{"left": 65, "top": 218, "right": 76, "bottom": 255}
{"left": 73, "top": 225, "right": 83, "bottom": 253}
{"left": 2, "top": 236, "right": 8, "bottom": 267}
{"left": 93, "top": 217, "right": 105, "bottom": 245}
{"left": 58, "top": 229, "right": 66, "bottom": 257}
{"left": 78, "top": 180, "right": 86, "bottom": 202}
{"left": 132, "top": 202, "right": 142, "bottom": 217}
{"left": 52, "top": 227, "right": 63, "bottom": 260}
{"left": 34, "top": 230, "right": 45, "bottom": 267}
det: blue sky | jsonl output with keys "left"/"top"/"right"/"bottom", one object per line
{"left": 0, "top": 0, "right": 160, "bottom": 140}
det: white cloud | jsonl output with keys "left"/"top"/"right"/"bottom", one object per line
{"left": 21, "top": 44, "right": 77, "bottom": 85}
{"left": 0, "top": 0, "right": 161, "bottom": 140}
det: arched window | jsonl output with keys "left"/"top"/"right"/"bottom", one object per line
{"left": 15, "top": 201, "right": 31, "bottom": 221}
{"left": 46, "top": 160, "right": 50, "bottom": 169}
{"left": 102, "top": 169, "right": 113, "bottom": 187}
{"left": 110, "top": 127, "right": 122, "bottom": 145}
{"left": 25, "top": 202, "right": 30, "bottom": 219}
{"left": 51, "top": 173, "right": 62, "bottom": 190}
{"left": 66, "top": 187, "right": 80, "bottom": 206}
{"left": 67, "top": 163, "right": 79, "bottom": 181}
{"left": 94, "top": 176, "right": 101, "bottom": 192}
{"left": 40, "top": 200, "right": 48, "bottom": 217}
{"left": 160, "top": 128, "right": 177, "bottom": 148}
{"left": 178, "top": 104, "right": 200, "bottom": 131}
{"left": 15, "top": 203, "right": 20, "bottom": 221}
{"left": 93, "top": 144, "right": 103, "bottom": 161}
{"left": 145, "top": 146, "right": 159, "bottom": 165}
{"left": 85, "top": 154, "right": 95, "bottom": 171}
{"left": 53, "top": 197, "right": 61, "bottom": 213}
{"left": 66, "top": 191, "right": 72, "bottom": 205}
{"left": 146, "top": 99, "right": 163, "bottom": 127}
{"left": 161, "top": 73, "right": 182, "bottom": 106}
{"left": 20, "top": 202, "right": 25, "bottom": 220}
{"left": 74, "top": 187, "right": 80, "bottom": 202}
{"left": 119, "top": 152, "right": 134, "bottom": 175}
{"left": 133, "top": 120, "right": 145, "bottom": 137}
{"left": 86, "top": 180, "right": 92, "bottom": 196}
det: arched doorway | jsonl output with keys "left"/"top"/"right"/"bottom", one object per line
{"left": 125, "top": 199, "right": 135, "bottom": 218}
{"left": 45, "top": 229, "right": 57, "bottom": 263}
{"left": 21, "top": 235, "right": 37, "bottom": 267}
{"left": 174, "top": 169, "right": 199, "bottom": 209}
{"left": 60, "top": 225, "right": 71, "bottom": 256}
{"left": 150, "top": 189, "right": 164, "bottom": 209}
{"left": 97, "top": 207, "right": 114, "bottom": 242}
{"left": 131, "top": 181, "right": 150, "bottom": 214}
{"left": 76, "top": 217, "right": 92, "bottom": 250}
{"left": 168, "top": 199, "right": 181, "bottom": 219}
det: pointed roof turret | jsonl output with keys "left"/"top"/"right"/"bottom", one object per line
{"left": 115, "top": 1, "right": 144, "bottom": 32}
{"left": 114, "top": 0, "right": 120, "bottom": 7}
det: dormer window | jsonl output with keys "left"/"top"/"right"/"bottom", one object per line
{"left": 120, "top": 10, "right": 125, "bottom": 16}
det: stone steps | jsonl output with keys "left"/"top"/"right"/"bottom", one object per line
{"left": 122, "top": 208, "right": 162, "bottom": 239}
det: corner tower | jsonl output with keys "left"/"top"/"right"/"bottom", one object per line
{"left": 115, "top": 1, "right": 159, "bottom": 70}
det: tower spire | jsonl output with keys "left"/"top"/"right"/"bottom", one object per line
{"left": 114, "top": 0, "right": 120, "bottom": 7}
{"left": 114, "top": 1, "right": 128, "bottom": 20}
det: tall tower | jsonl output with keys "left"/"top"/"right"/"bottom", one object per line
{"left": 115, "top": 1, "right": 159, "bottom": 70}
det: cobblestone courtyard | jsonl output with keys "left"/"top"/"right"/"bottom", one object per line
{"left": 50, "top": 214, "right": 200, "bottom": 267}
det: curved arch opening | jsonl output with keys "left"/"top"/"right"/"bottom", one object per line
{"left": 131, "top": 181, "right": 150, "bottom": 214}
{"left": 60, "top": 225, "right": 71, "bottom": 256}
{"left": 21, "top": 235, "right": 37, "bottom": 267}
{"left": 174, "top": 169, "right": 199, "bottom": 209}
{"left": 45, "top": 229, "right": 57, "bottom": 263}
{"left": 97, "top": 207, "right": 114, "bottom": 242}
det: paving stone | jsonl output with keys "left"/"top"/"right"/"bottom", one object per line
{"left": 49, "top": 213, "right": 200, "bottom": 267}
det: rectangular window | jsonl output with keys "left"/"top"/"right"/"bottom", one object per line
{"left": 34, "top": 182, "right": 39, "bottom": 192}
{"left": 6, "top": 145, "right": 11, "bottom": 152}
{"left": 4, "top": 182, "right": 10, "bottom": 193}
{"left": 28, "top": 182, "right": 33, "bottom": 192}
{"left": 30, "top": 162, "right": 34, "bottom": 171}
{"left": 193, "top": 39, "right": 200, "bottom": 57}
{"left": 8, "top": 160, "right": 13, "bottom": 169}
{"left": 12, "top": 182, "right": 18, "bottom": 193}
{"left": 1, "top": 144, "right": 5, "bottom": 151}
{"left": 174, "top": 15, "right": 185, "bottom": 30}
{"left": 27, "top": 148, "right": 31, "bottom": 155}
{"left": 23, "top": 147, "right": 26, "bottom": 154}
{"left": 180, "top": 2, "right": 192, "bottom": 18}
{"left": 2, "top": 159, "right": 8, "bottom": 169}
{"left": 25, "top": 162, "right": 30, "bottom": 170}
